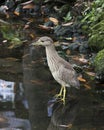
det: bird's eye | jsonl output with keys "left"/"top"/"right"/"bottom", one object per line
{"left": 41, "top": 40, "right": 44, "bottom": 42}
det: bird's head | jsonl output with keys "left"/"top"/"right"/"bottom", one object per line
{"left": 32, "top": 36, "right": 53, "bottom": 47}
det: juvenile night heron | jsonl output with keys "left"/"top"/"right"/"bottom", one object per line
{"left": 32, "top": 36, "right": 80, "bottom": 104}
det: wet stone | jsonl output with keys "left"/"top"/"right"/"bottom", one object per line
{"left": 54, "top": 25, "right": 73, "bottom": 37}
{"left": 79, "top": 41, "right": 90, "bottom": 54}
{"left": 68, "top": 42, "right": 80, "bottom": 51}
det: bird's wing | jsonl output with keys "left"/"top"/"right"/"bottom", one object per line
{"left": 59, "top": 57, "right": 74, "bottom": 71}
{"left": 58, "top": 59, "right": 80, "bottom": 88}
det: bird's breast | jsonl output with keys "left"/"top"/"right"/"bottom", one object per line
{"left": 47, "top": 55, "right": 59, "bottom": 72}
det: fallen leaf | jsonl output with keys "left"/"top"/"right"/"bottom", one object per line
{"left": 80, "top": 35, "right": 85, "bottom": 39}
{"left": 6, "top": 13, "right": 9, "bottom": 18}
{"left": 66, "top": 49, "right": 71, "bottom": 55}
{"left": 60, "top": 42, "right": 69, "bottom": 45}
{"left": 5, "top": 57, "right": 19, "bottom": 61}
{"left": 22, "top": 53, "right": 30, "bottom": 58}
{"left": 62, "top": 22, "right": 73, "bottom": 26}
{"left": 72, "top": 56, "right": 79, "bottom": 61}
{"left": 14, "top": 11, "right": 20, "bottom": 16}
{"left": 72, "top": 37, "right": 77, "bottom": 42}
{"left": 23, "top": 3, "right": 35, "bottom": 9}
{"left": 44, "top": 17, "right": 49, "bottom": 22}
{"left": 65, "top": 37, "right": 72, "bottom": 40}
{"left": 67, "top": 124, "right": 72, "bottom": 129}
{"left": 59, "top": 123, "right": 72, "bottom": 128}
{"left": 2, "top": 40, "right": 7, "bottom": 43}
{"left": 31, "top": 59, "right": 44, "bottom": 64}
{"left": 24, "top": 24, "right": 30, "bottom": 29}
{"left": 49, "top": 17, "right": 59, "bottom": 25}
{"left": 23, "top": 18, "right": 33, "bottom": 23}
{"left": 0, "top": 117, "right": 8, "bottom": 122}
{"left": 8, "top": 44, "right": 14, "bottom": 49}
{"left": 77, "top": 76, "right": 86, "bottom": 82}
{"left": 29, "top": 33, "right": 35, "bottom": 39}
{"left": 79, "top": 58, "right": 88, "bottom": 64}
{"left": 39, "top": 24, "right": 53, "bottom": 30}
{"left": 54, "top": 41, "right": 60, "bottom": 46}
{"left": 84, "top": 84, "right": 91, "bottom": 89}
{"left": 86, "top": 71, "right": 96, "bottom": 77}
{"left": 30, "top": 80, "right": 44, "bottom": 85}
{"left": 20, "top": 0, "right": 33, "bottom": 5}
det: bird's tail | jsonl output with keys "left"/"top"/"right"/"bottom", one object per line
{"left": 76, "top": 80, "right": 80, "bottom": 89}
{"left": 71, "top": 78, "right": 80, "bottom": 89}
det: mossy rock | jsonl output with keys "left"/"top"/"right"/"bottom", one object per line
{"left": 88, "top": 20, "right": 104, "bottom": 51}
{"left": 88, "top": 33, "right": 104, "bottom": 50}
{"left": 59, "top": 4, "right": 70, "bottom": 17}
{"left": 94, "top": 49, "right": 104, "bottom": 78}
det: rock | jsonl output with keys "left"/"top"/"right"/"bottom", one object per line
{"left": 94, "top": 49, "right": 104, "bottom": 82}
{"left": 79, "top": 41, "right": 90, "bottom": 54}
{"left": 54, "top": 25, "right": 73, "bottom": 37}
{"left": 68, "top": 42, "right": 80, "bottom": 51}
{"left": 41, "top": 4, "right": 51, "bottom": 16}
{"left": 58, "top": 4, "right": 70, "bottom": 17}
{"left": 44, "top": 21, "right": 54, "bottom": 27}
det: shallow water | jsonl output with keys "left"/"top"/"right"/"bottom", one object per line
{"left": 0, "top": 44, "right": 104, "bottom": 130}
{"left": 0, "top": 41, "right": 104, "bottom": 130}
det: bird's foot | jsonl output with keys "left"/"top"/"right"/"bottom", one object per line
{"left": 54, "top": 93, "right": 62, "bottom": 99}
{"left": 54, "top": 86, "right": 66, "bottom": 105}
{"left": 54, "top": 86, "right": 64, "bottom": 99}
{"left": 60, "top": 97, "right": 66, "bottom": 105}
{"left": 54, "top": 96, "right": 66, "bottom": 105}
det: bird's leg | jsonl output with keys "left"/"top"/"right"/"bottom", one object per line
{"left": 61, "top": 86, "right": 66, "bottom": 105}
{"left": 55, "top": 86, "right": 66, "bottom": 105}
{"left": 55, "top": 86, "right": 64, "bottom": 98}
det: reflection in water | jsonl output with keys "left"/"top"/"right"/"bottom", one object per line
{"left": 47, "top": 97, "right": 56, "bottom": 117}
{"left": 23, "top": 46, "right": 51, "bottom": 130}
{"left": 0, "top": 79, "right": 15, "bottom": 106}
{"left": 0, "top": 79, "right": 31, "bottom": 130}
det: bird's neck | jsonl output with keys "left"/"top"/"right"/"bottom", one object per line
{"left": 45, "top": 44, "right": 59, "bottom": 59}
{"left": 45, "top": 44, "right": 60, "bottom": 72}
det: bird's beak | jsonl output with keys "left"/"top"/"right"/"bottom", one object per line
{"left": 32, "top": 40, "right": 42, "bottom": 46}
